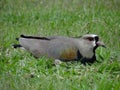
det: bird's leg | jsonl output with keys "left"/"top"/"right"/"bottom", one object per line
{"left": 54, "top": 59, "right": 62, "bottom": 65}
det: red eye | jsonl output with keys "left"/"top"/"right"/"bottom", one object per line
{"left": 86, "top": 37, "right": 94, "bottom": 41}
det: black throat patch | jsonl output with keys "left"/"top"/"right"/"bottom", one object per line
{"left": 77, "top": 50, "right": 96, "bottom": 65}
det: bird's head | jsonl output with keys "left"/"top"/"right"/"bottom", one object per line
{"left": 81, "top": 34, "right": 106, "bottom": 51}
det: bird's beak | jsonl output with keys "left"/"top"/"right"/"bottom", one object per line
{"left": 97, "top": 41, "right": 106, "bottom": 48}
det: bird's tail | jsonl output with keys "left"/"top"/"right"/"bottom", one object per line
{"left": 12, "top": 35, "right": 22, "bottom": 48}
{"left": 12, "top": 44, "right": 22, "bottom": 48}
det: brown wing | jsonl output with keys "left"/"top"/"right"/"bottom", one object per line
{"left": 60, "top": 48, "right": 78, "bottom": 61}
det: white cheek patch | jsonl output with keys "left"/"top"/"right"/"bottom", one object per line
{"left": 92, "top": 40, "right": 96, "bottom": 47}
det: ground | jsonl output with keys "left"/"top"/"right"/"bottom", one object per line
{"left": 0, "top": 0, "right": 120, "bottom": 90}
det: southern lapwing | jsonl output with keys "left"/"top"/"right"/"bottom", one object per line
{"left": 13, "top": 34, "right": 106, "bottom": 65}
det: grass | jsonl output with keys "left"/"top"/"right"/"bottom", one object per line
{"left": 0, "top": 0, "right": 120, "bottom": 90}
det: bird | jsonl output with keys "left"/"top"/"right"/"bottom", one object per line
{"left": 13, "top": 34, "right": 106, "bottom": 65}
